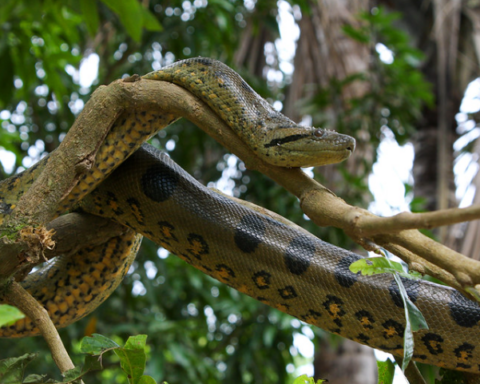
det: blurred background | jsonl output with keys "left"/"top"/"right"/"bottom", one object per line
{"left": 1, "top": 0, "right": 479, "bottom": 383}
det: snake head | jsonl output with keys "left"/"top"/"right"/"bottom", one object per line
{"left": 261, "top": 126, "right": 355, "bottom": 168}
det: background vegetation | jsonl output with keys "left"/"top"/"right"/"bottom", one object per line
{"left": 0, "top": 0, "right": 478, "bottom": 383}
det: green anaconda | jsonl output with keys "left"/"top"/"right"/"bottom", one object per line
{"left": 0, "top": 58, "right": 480, "bottom": 373}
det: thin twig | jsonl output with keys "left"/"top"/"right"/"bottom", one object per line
{"left": 5, "top": 282, "right": 77, "bottom": 375}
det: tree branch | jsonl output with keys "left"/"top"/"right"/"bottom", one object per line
{"left": 352, "top": 205, "right": 480, "bottom": 235}
{"left": 5, "top": 282, "right": 77, "bottom": 376}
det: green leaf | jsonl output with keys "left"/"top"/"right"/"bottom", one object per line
{"left": 293, "top": 374, "right": 326, "bottom": 384}
{"left": 349, "top": 256, "right": 405, "bottom": 276}
{"left": 80, "top": 333, "right": 120, "bottom": 355}
{"left": 0, "top": 304, "right": 24, "bottom": 327}
{"left": 377, "top": 358, "right": 395, "bottom": 384}
{"left": 124, "top": 334, "right": 148, "bottom": 350}
{"left": 101, "top": 0, "right": 143, "bottom": 42}
{"left": 393, "top": 273, "right": 428, "bottom": 371}
{"left": 138, "top": 376, "right": 157, "bottom": 384}
{"left": 0, "top": 353, "right": 37, "bottom": 384}
{"left": 114, "top": 335, "right": 148, "bottom": 384}
{"left": 140, "top": 6, "right": 162, "bottom": 32}
{"left": 62, "top": 355, "right": 103, "bottom": 383}
{"left": 342, "top": 24, "right": 370, "bottom": 43}
{"left": 23, "top": 373, "right": 56, "bottom": 383}
{"left": 80, "top": 0, "right": 100, "bottom": 36}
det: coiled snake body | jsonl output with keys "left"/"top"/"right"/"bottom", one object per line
{"left": 1, "top": 58, "right": 480, "bottom": 373}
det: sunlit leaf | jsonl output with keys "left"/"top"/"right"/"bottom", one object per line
{"left": 349, "top": 256, "right": 405, "bottom": 276}
{"left": 377, "top": 358, "right": 395, "bottom": 384}
{"left": 0, "top": 304, "right": 24, "bottom": 327}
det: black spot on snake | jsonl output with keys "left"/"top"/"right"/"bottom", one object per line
{"left": 278, "top": 285, "right": 297, "bottom": 300}
{"left": 382, "top": 319, "right": 404, "bottom": 339}
{"left": 141, "top": 163, "right": 180, "bottom": 203}
{"left": 126, "top": 197, "right": 145, "bottom": 226}
{"left": 157, "top": 221, "right": 179, "bottom": 244}
{"left": 252, "top": 271, "right": 271, "bottom": 290}
{"left": 323, "top": 295, "right": 346, "bottom": 326}
{"left": 105, "top": 191, "right": 124, "bottom": 216}
{"left": 215, "top": 264, "right": 236, "bottom": 280}
{"left": 357, "top": 333, "right": 371, "bottom": 345}
{"left": 257, "top": 296, "right": 268, "bottom": 302}
{"left": 284, "top": 235, "right": 315, "bottom": 275}
{"left": 186, "top": 233, "right": 209, "bottom": 260}
{"left": 334, "top": 254, "right": 361, "bottom": 288}
{"left": 388, "top": 276, "right": 420, "bottom": 308}
{"left": 300, "top": 309, "right": 322, "bottom": 322}
{"left": 421, "top": 333, "right": 444, "bottom": 355}
{"left": 234, "top": 214, "right": 266, "bottom": 253}
{"left": 455, "top": 343, "right": 475, "bottom": 369}
{"left": 449, "top": 290, "right": 480, "bottom": 328}
{"left": 355, "top": 310, "right": 375, "bottom": 330}
{"left": 413, "top": 354, "right": 427, "bottom": 361}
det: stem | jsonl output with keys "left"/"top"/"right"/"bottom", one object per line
{"left": 6, "top": 282, "right": 76, "bottom": 374}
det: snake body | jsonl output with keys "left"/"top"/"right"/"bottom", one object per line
{"left": 0, "top": 58, "right": 480, "bottom": 373}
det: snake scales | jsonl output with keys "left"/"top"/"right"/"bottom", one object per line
{"left": 1, "top": 58, "right": 480, "bottom": 373}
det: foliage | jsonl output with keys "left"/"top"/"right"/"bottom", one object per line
{"left": 0, "top": 334, "right": 155, "bottom": 383}
{"left": 1, "top": 334, "right": 329, "bottom": 384}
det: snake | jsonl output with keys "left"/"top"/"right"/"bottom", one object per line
{"left": 0, "top": 58, "right": 480, "bottom": 374}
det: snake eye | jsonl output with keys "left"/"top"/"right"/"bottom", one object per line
{"left": 314, "top": 129, "right": 325, "bottom": 138}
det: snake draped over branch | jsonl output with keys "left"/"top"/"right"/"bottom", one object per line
{"left": 1, "top": 57, "right": 480, "bottom": 374}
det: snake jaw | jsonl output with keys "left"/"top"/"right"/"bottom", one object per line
{"left": 261, "top": 127, "right": 356, "bottom": 168}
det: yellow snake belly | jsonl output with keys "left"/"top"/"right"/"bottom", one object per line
{"left": 0, "top": 58, "right": 479, "bottom": 373}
